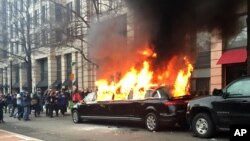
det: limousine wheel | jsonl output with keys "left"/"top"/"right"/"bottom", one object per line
{"left": 72, "top": 110, "right": 81, "bottom": 123}
{"left": 145, "top": 112, "right": 159, "bottom": 131}
{"left": 192, "top": 113, "right": 214, "bottom": 138}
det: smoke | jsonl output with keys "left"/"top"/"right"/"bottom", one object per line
{"left": 127, "top": 0, "right": 245, "bottom": 67}
{"left": 88, "top": 0, "right": 245, "bottom": 80}
{"left": 88, "top": 14, "right": 147, "bottom": 79}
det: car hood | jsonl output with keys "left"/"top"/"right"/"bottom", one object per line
{"left": 188, "top": 95, "right": 218, "bottom": 107}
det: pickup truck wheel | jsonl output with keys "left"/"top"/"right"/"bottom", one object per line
{"left": 72, "top": 110, "right": 81, "bottom": 123}
{"left": 192, "top": 113, "right": 214, "bottom": 138}
{"left": 145, "top": 112, "right": 159, "bottom": 131}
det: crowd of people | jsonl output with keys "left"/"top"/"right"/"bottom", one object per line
{"left": 0, "top": 85, "right": 94, "bottom": 123}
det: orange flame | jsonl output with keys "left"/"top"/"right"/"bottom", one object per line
{"left": 95, "top": 49, "right": 193, "bottom": 101}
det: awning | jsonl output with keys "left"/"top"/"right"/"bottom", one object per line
{"left": 217, "top": 48, "right": 247, "bottom": 65}
{"left": 51, "top": 80, "right": 61, "bottom": 88}
{"left": 36, "top": 79, "right": 48, "bottom": 88}
{"left": 62, "top": 79, "right": 71, "bottom": 86}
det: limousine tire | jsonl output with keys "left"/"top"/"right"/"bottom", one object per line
{"left": 192, "top": 113, "right": 214, "bottom": 138}
{"left": 72, "top": 110, "right": 81, "bottom": 123}
{"left": 145, "top": 112, "right": 159, "bottom": 132}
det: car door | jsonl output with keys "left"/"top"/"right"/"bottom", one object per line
{"left": 225, "top": 78, "right": 250, "bottom": 125}
{"left": 108, "top": 100, "right": 134, "bottom": 118}
{"left": 212, "top": 96, "right": 233, "bottom": 128}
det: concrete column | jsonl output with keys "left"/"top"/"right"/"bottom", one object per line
{"left": 77, "top": 53, "right": 83, "bottom": 89}
{"left": 210, "top": 30, "right": 223, "bottom": 93}
{"left": 72, "top": 52, "right": 77, "bottom": 82}
{"left": 48, "top": 55, "right": 57, "bottom": 87}
{"left": 3, "top": 68, "right": 7, "bottom": 94}
{"left": 61, "top": 54, "right": 66, "bottom": 82}
{"left": 19, "top": 63, "right": 23, "bottom": 91}
{"left": 7, "top": 64, "right": 11, "bottom": 93}
{"left": 32, "top": 57, "right": 41, "bottom": 91}
{"left": 19, "top": 63, "right": 27, "bottom": 91}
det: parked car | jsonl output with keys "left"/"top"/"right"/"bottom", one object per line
{"left": 186, "top": 76, "right": 250, "bottom": 138}
{"left": 71, "top": 86, "right": 191, "bottom": 131}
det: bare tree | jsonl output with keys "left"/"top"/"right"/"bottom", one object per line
{"left": 0, "top": 0, "right": 125, "bottom": 92}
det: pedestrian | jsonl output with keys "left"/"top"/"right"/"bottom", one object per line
{"left": 58, "top": 91, "right": 68, "bottom": 116}
{"left": 44, "top": 88, "right": 52, "bottom": 116}
{"left": 36, "top": 89, "right": 43, "bottom": 112}
{"left": 9, "top": 94, "right": 17, "bottom": 117}
{"left": 0, "top": 94, "right": 6, "bottom": 123}
{"left": 31, "top": 93, "right": 40, "bottom": 117}
{"left": 72, "top": 85, "right": 82, "bottom": 104}
{"left": 54, "top": 91, "right": 60, "bottom": 117}
{"left": 16, "top": 92, "right": 24, "bottom": 120}
{"left": 23, "top": 92, "right": 31, "bottom": 121}
{"left": 47, "top": 91, "right": 56, "bottom": 118}
{"left": 5, "top": 94, "right": 12, "bottom": 114}
{"left": 63, "top": 88, "right": 70, "bottom": 112}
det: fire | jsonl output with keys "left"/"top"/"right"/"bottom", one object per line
{"left": 95, "top": 48, "right": 193, "bottom": 101}
{"left": 172, "top": 57, "right": 193, "bottom": 97}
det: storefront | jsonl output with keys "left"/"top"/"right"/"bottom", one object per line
{"left": 217, "top": 48, "right": 247, "bottom": 85}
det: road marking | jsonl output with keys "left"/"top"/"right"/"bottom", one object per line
{"left": 0, "top": 129, "right": 43, "bottom": 141}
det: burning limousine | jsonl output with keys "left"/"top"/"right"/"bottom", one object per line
{"left": 71, "top": 86, "right": 191, "bottom": 131}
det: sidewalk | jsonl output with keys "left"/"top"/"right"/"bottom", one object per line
{"left": 0, "top": 129, "right": 42, "bottom": 141}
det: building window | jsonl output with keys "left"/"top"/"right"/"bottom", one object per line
{"left": 41, "top": 5, "right": 47, "bottom": 24}
{"left": 75, "top": 0, "right": 81, "bottom": 16}
{"left": 20, "top": 0, "right": 23, "bottom": 11}
{"left": 55, "top": 30, "right": 62, "bottom": 42}
{"left": 41, "top": 30, "right": 48, "bottom": 46}
{"left": 15, "top": 22, "right": 18, "bottom": 37}
{"left": 34, "top": 10, "right": 38, "bottom": 26}
{"left": 66, "top": 2, "right": 73, "bottom": 22}
{"left": 191, "top": 78, "right": 210, "bottom": 96}
{"left": 16, "top": 43, "right": 19, "bottom": 54}
{"left": 9, "top": 4, "right": 12, "bottom": 20}
{"left": 10, "top": 43, "right": 14, "bottom": 53}
{"left": 65, "top": 54, "right": 72, "bottom": 79}
{"left": 227, "top": 15, "right": 247, "bottom": 49}
{"left": 15, "top": 67, "right": 19, "bottom": 83}
{"left": 55, "top": 4, "right": 62, "bottom": 22}
{"left": 34, "top": 33, "right": 40, "bottom": 48}
{"left": 40, "top": 59, "right": 48, "bottom": 81}
{"left": 56, "top": 56, "right": 61, "bottom": 81}
{"left": 10, "top": 25, "right": 13, "bottom": 38}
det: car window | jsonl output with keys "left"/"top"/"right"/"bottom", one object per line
{"left": 144, "top": 89, "right": 153, "bottom": 98}
{"left": 227, "top": 78, "right": 250, "bottom": 97}
{"left": 151, "top": 91, "right": 160, "bottom": 98}
{"left": 84, "top": 92, "right": 96, "bottom": 102}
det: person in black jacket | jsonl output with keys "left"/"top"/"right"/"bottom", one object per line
{"left": 0, "top": 94, "right": 7, "bottom": 123}
{"left": 9, "top": 94, "right": 17, "bottom": 117}
{"left": 47, "top": 91, "right": 56, "bottom": 118}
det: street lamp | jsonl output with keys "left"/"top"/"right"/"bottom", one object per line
{"left": 9, "top": 56, "right": 13, "bottom": 94}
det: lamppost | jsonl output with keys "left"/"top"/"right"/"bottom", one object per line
{"left": 9, "top": 56, "right": 13, "bottom": 94}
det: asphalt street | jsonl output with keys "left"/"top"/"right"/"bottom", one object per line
{"left": 0, "top": 111, "right": 229, "bottom": 141}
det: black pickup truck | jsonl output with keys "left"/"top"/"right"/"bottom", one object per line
{"left": 186, "top": 76, "right": 250, "bottom": 138}
{"left": 71, "top": 86, "right": 191, "bottom": 131}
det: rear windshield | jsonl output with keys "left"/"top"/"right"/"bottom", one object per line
{"left": 157, "top": 86, "right": 191, "bottom": 100}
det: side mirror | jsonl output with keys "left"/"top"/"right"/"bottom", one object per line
{"left": 212, "top": 88, "right": 223, "bottom": 96}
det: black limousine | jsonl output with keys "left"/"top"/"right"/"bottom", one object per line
{"left": 71, "top": 86, "right": 191, "bottom": 131}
